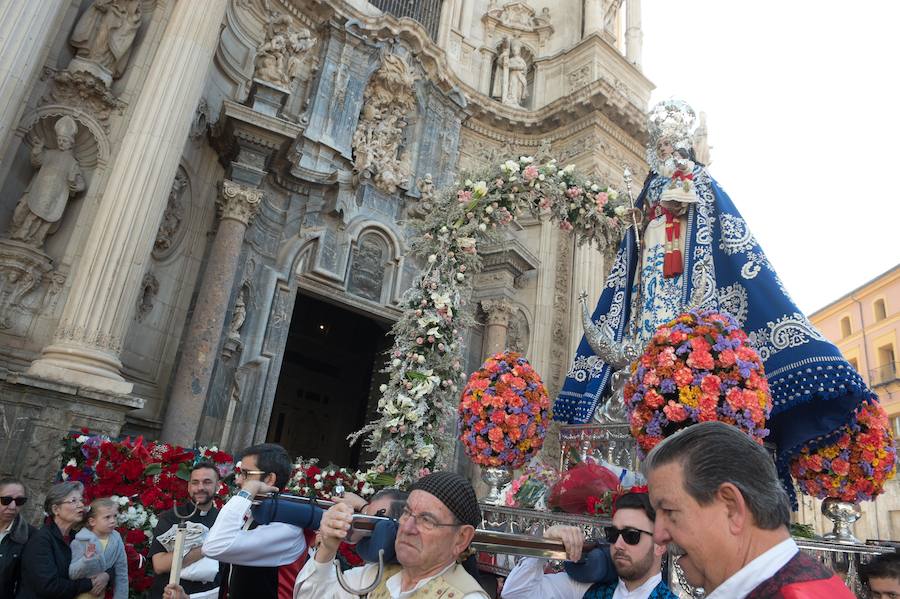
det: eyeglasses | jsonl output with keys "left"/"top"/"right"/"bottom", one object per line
{"left": 605, "top": 526, "right": 653, "bottom": 546}
{"left": 398, "top": 507, "right": 460, "bottom": 532}
{"left": 58, "top": 497, "right": 85, "bottom": 506}
{"left": 0, "top": 496, "right": 27, "bottom": 507}
{"left": 234, "top": 462, "right": 266, "bottom": 478}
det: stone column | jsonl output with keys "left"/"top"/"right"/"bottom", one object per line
{"left": 161, "top": 180, "right": 261, "bottom": 446}
{"left": 0, "top": 0, "right": 68, "bottom": 167}
{"left": 625, "top": 0, "right": 643, "bottom": 68}
{"left": 583, "top": 0, "right": 603, "bottom": 37}
{"left": 478, "top": 47, "right": 495, "bottom": 95}
{"left": 481, "top": 298, "right": 515, "bottom": 359}
{"left": 28, "top": 0, "right": 228, "bottom": 394}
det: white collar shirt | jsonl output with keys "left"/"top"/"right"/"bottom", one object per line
{"left": 705, "top": 537, "right": 798, "bottom": 599}
{"left": 612, "top": 573, "right": 663, "bottom": 599}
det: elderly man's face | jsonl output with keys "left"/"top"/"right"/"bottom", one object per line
{"left": 869, "top": 576, "right": 900, "bottom": 599}
{"left": 395, "top": 490, "right": 472, "bottom": 574}
{"left": 648, "top": 462, "right": 736, "bottom": 593}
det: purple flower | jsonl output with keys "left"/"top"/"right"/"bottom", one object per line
{"left": 660, "top": 378, "right": 676, "bottom": 393}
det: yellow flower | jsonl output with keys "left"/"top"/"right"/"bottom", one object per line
{"left": 679, "top": 386, "right": 700, "bottom": 408}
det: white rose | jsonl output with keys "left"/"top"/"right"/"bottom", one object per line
{"left": 465, "top": 179, "right": 473, "bottom": 187}
{"left": 479, "top": 223, "right": 487, "bottom": 231}
{"left": 392, "top": 358, "right": 401, "bottom": 367}
{"left": 76, "top": 435, "right": 88, "bottom": 443}
{"left": 428, "top": 254, "right": 437, "bottom": 263}
{"left": 314, "top": 481, "right": 324, "bottom": 489}
{"left": 417, "top": 355, "right": 426, "bottom": 364}
{"left": 66, "top": 458, "right": 77, "bottom": 467}
{"left": 614, "top": 205, "right": 627, "bottom": 216}
{"left": 379, "top": 384, "right": 388, "bottom": 393}
{"left": 456, "top": 273, "right": 465, "bottom": 281}
{"left": 609, "top": 189, "right": 619, "bottom": 200}
{"left": 591, "top": 184, "right": 599, "bottom": 192}
{"left": 484, "top": 206, "right": 493, "bottom": 214}
{"left": 538, "top": 173, "right": 545, "bottom": 181}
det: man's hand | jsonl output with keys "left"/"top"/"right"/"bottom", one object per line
{"left": 238, "top": 478, "right": 278, "bottom": 497}
{"left": 163, "top": 583, "right": 189, "bottom": 599}
{"left": 89, "top": 572, "right": 109, "bottom": 596}
{"left": 544, "top": 525, "right": 585, "bottom": 563}
{"left": 314, "top": 503, "right": 354, "bottom": 564}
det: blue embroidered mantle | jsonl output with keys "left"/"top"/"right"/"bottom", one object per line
{"left": 555, "top": 167, "right": 871, "bottom": 486}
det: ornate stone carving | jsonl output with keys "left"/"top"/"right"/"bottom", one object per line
{"left": 222, "top": 284, "right": 248, "bottom": 360}
{"left": 483, "top": 2, "right": 554, "bottom": 44}
{"left": 67, "top": 0, "right": 142, "bottom": 87}
{"left": 507, "top": 308, "right": 530, "bottom": 354}
{"left": 217, "top": 180, "right": 262, "bottom": 225}
{"left": 253, "top": 12, "right": 317, "bottom": 89}
{"left": 491, "top": 38, "right": 528, "bottom": 108}
{"left": 152, "top": 170, "right": 188, "bottom": 260}
{"left": 348, "top": 233, "right": 387, "bottom": 302}
{"left": 0, "top": 241, "right": 55, "bottom": 330}
{"left": 43, "top": 70, "right": 124, "bottom": 126}
{"left": 408, "top": 173, "right": 435, "bottom": 218}
{"left": 549, "top": 235, "right": 573, "bottom": 396}
{"left": 568, "top": 64, "right": 591, "bottom": 93}
{"left": 189, "top": 98, "right": 211, "bottom": 141}
{"left": 7, "top": 117, "right": 85, "bottom": 249}
{"left": 351, "top": 51, "right": 417, "bottom": 194}
{"left": 135, "top": 271, "right": 159, "bottom": 322}
{"left": 481, "top": 298, "right": 515, "bottom": 327}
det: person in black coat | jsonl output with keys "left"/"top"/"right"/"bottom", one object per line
{"left": 0, "top": 478, "right": 35, "bottom": 597}
{"left": 16, "top": 481, "right": 108, "bottom": 599}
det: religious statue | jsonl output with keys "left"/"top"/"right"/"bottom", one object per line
{"left": 227, "top": 287, "right": 247, "bottom": 342}
{"left": 693, "top": 111, "right": 711, "bottom": 166}
{"left": 68, "top": 0, "right": 142, "bottom": 85}
{"left": 8, "top": 117, "right": 85, "bottom": 248}
{"left": 558, "top": 99, "right": 872, "bottom": 494}
{"left": 409, "top": 173, "right": 435, "bottom": 218}
{"left": 253, "top": 11, "right": 316, "bottom": 88}
{"left": 492, "top": 38, "right": 528, "bottom": 108}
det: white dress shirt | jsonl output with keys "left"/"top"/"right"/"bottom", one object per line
{"left": 705, "top": 537, "right": 798, "bottom": 599}
{"left": 501, "top": 557, "right": 663, "bottom": 599}
{"left": 293, "top": 555, "right": 485, "bottom": 599}
{"left": 202, "top": 494, "right": 306, "bottom": 567}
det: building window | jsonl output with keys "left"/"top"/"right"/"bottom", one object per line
{"left": 874, "top": 298, "right": 887, "bottom": 321}
{"left": 840, "top": 316, "right": 852, "bottom": 338}
{"left": 873, "top": 344, "right": 897, "bottom": 385}
{"left": 892, "top": 416, "right": 900, "bottom": 439}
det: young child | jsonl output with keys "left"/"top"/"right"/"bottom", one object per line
{"left": 70, "top": 497, "right": 129, "bottom": 599}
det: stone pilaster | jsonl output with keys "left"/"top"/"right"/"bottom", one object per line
{"left": 481, "top": 298, "right": 516, "bottom": 359}
{"left": 161, "top": 181, "right": 261, "bottom": 446}
{"left": 625, "top": 0, "right": 643, "bottom": 68}
{"left": 0, "top": 1, "right": 68, "bottom": 169}
{"left": 27, "top": 0, "right": 228, "bottom": 394}
{"left": 583, "top": 0, "right": 603, "bottom": 37}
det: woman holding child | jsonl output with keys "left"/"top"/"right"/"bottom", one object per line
{"left": 15, "top": 481, "right": 110, "bottom": 598}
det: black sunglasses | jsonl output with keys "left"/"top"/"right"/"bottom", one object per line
{"left": 0, "top": 496, "right": 27, "bottom": 507}
{"left": 605, "top": 526, "right": 652, "bottom": 546}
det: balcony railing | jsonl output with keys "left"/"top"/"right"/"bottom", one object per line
{"left": 870, "top": 362, "right": 899, "bottom": 386}
{"left": 369, "top": 0, "right": 442, "bottom": 40}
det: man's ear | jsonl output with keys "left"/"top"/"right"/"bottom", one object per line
{"left": 455, "top": 525, "right": 476, "bottom": 555}
{"left": 715, "top": 482, "right": 748, "bottom": 534}
{"left": 264, "top": 472, "right": 278, "bottom": 488}
{"left": 653, "top": 542, "right": 667, "bottom": 558}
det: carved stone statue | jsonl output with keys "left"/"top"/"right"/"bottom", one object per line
{"left": 8, "top": 117, "right": 85, "bottom": 248}
{"left": 253, "top": 12, "right": 316, "bottom": 88}
{"left": 490, "top": 39, "right": 510, "bottom": 102}
{"left": 227, "top": 287, "right": 247, "bottom": 342}
{"left": 409, "top": 173, "right": 435, "bottom": 218}
{"left": 68, "top": 0, "right": 142, "bottom": 86}
{"left": 693, "top": 111, "right": 711, "bottom": 166}
{"left": 504, "top": 40, "right": 528, "bottom": 108}
{"left": 153, "top": 172, "right": 187, "bottom": 257}
{"left": 351, "top": 52, "right": 417, "bottom": 194}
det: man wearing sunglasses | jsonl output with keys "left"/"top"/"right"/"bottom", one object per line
{"left": 294, "top": 471, "right": 490, "bottom": 598}
{"left": 0, "top": 478, "right": 34, "bottom": 597}
{"left": 203, "top": 443, "right": 309, "bottom": 599}
{"left": 501, "top": 491, "right": 677, "bottom": 599}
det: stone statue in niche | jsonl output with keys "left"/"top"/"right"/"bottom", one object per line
{"left": 602, "top": 0, "right": 619, "bottom": 37}
{"left": 8, "top": 117, "right": 85, "bottom": 249}
{"left": 136, "top": 271, "right": 159, "bottom": 322}
{"left": 68, "top": 0, "right": 142, "bottom": 87}
{"left": 153, "top": 171, "right": 187, "bottom": 258}
{"left": 351, "top": 51, "right": 417, "bottom": 194}
{"left": 348, "top": 235, "right": 386, "bottom": 302}
{"left": 227, "top": 286, "right": 247, "bottom": 343}
{"left": 492, "top": 38, "right": 528, "bottom": 108}
{"left": 532, "top": 6, "right": 551, "bottom": 27}
{"left": 409, "top": 173, "right": 435, "bottom": 219}
{"left": 253, "top": 12, "right": 316, "bottom": 89}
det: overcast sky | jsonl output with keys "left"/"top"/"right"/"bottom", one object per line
{"left": 641, "top": 1, "right": 900, "bottom": 314}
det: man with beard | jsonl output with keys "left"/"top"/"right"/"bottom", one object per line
{"left": 644, "top": 421, "right": 853, "bottom": 598}
{"left": 149, "top": 460, "right": 224, "bottom": 599}
{"left": 501, "top": 491, "right": 677, "bottom": 599}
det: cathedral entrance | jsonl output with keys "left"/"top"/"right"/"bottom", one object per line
{"left": 266, "top": 292, "right": 393, "bottom": 468}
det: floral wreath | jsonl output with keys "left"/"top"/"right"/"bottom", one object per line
{"left": 349, "top": 157, "right": 633, "bottom": 485}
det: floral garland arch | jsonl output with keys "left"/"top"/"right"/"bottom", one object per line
{"left": 349, "top": 157, "right": 633, "bottom": 485}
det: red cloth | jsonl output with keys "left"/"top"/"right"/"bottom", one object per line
{"left": 745, "top": 551, "right": 854, "bottom": 599}
{"left": 277, "top": 529, "right": 316, "bottom": 599}
{"left": 548, "top": 463, "right": 620, "bottom": 514}
{"left": 781, "top": 576, "right": 855, "bottom": 599}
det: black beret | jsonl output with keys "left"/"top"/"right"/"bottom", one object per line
{"left": 409, "top": 471, "right": 481, "bottom": 528}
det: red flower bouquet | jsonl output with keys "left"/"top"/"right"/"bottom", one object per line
{"left": 459, "top": 352, "right": 551, "bottom": 469}
{"left": 791, "top": 398, "right": 897, "bottom": 502}
{"left": 624, "top": 309, "right": 773, "bottom": 457}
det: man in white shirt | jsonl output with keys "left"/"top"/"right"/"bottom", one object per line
{"left": 501, "top": 491, "right": 677, "bottom": 599}
{"left": 643, "top": 421, "right": 854, "bottom": 599}
{"left": 294, "top": 471, "right": 489, "bottom": 599}
{"left": 203, "top": 443, "right": 308, "bottom": 599}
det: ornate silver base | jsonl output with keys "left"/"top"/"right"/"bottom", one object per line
{"left": 821, "top": 497, "right": 862, "bottom": 544}
{"left": 480, "top": 466, "right": 512, "bottom": 506}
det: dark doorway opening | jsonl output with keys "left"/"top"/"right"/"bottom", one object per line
{"left": 266, "top": 292, "right": 393, "bottom": 468}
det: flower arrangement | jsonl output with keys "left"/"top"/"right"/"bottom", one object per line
{"left": 350, "top": 157, "right": 629, "bottom": 485}
{"left": 59, "top": 431, "right": 233, "bottom": 597}
{"left": 790, "top": 398, "right": 897, "bottom": 502}
{"left": 624, "top": 309, "right": 773, "bottom": 457}
{"left": 458, "top": 351, "right": 552, "bottom": 469}
{"left": 286, "top": 457, "right": 377, "bottom": 500}
{"left": 500, "top": 457, "right": 559, "bottom": 509}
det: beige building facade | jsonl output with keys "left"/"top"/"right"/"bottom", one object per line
{"left": 796, "top": 263, "right": 900, "bottom": 541}
{"left": 0, "top": 0, "right": 650, "bottom": 508}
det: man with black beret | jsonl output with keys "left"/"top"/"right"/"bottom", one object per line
{"left": 294, "top": 471, "right": 489, "bottom": 598}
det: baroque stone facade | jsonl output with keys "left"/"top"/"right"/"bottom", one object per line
{"left": 0, "top": 0, "right": 649, "bottom": 491}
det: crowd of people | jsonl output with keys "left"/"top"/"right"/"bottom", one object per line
{"left": 1, "top": 429, "right": 897, "bottom": 598}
